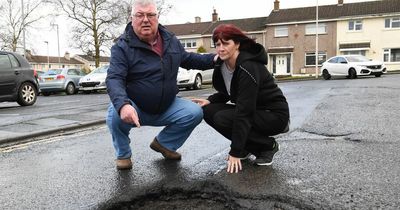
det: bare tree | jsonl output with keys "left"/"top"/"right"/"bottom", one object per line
{"left": 156, "top": 0, "right": 173, "bottom": 17}
{"left": 47, "top": 0, "right": 128, "bottom": 67}
{"left": 45, "top": 0, "right": 172, "bottom": 67}
{"left": 0, "top": 0, "right": 46, "bottom": 52}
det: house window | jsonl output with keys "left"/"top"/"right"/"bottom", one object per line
{"left": 274, "top": 26, "right": 288, "bottom": 37}
{"left": 384, "top": 48, "right": 400, "bottom": 62}
{"left": 342, "top": 50, "right": 366, "bottom": 56}
{"left": 385, "top": 17, "right": 400, "bottom": 28}
{"left": 305, "top": 52, "right": 327, "bottom": 66}
{"left": 305, "top": 23, "right": 327, "bottom": 35}
{"left": 210, "top": 38, "right": 215, "bottom": 48}
{"left": 180, "top": 39, "right": 197, "bottom": 48}
{"left": 348, "top": 20, "right": 362, "bottom": 31}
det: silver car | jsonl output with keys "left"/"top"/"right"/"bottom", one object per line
{"left": 79, "top": 65, "right": 109, "bottom": 93}
{"left": 39, "top": 68, "right": 86, "bottom": 96}
{"left": 177, "top": 67, "right": 213, "bottom": 90}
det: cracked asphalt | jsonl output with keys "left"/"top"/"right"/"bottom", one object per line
{"left": 1, "top": 75, "right": 400, "bottom": 209}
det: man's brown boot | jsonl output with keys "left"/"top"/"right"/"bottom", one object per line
{"left": 116, "top": 158, "right": 132, "bottom": 170}
{"left": 150, "top": 138, "right": 181, "bottom": 160}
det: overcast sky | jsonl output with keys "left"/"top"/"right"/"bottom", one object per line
{"left": 33, "top": 0, "right": 375, "bottom": 56}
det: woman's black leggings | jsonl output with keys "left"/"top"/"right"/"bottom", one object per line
{"left": 202, "top": 103, "right": 289, "bottom": 153}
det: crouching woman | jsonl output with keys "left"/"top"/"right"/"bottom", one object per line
{"left": 192, "top": 24, "right": 290, "bottom": 173}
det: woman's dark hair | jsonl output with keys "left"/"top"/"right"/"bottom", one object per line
{"left": 212, "top": 24, "right": 256, "bottom": 51}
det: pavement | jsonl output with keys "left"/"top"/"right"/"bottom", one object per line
{"left": 0, "top": 107, "right": 106, "bottom": 147}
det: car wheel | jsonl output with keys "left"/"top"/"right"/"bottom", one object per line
{"left": 349, "top": 68, "right": 357, "bottom": 79}
{"left": 192, "top": 74, "right": 202, "bottom": 90}
{"left": 66, "top": 83, "right": 76, "bottom": 95}
{"left": 17, "top": 82, "right": 37, "bottom": 106}
{"left": 375, "top": 74, "right": 382, "bottom": 77}
{"left": 322, "top": 69, "right": 331, "bottom": 80}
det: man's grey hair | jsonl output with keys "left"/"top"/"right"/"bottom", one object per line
{"left": 132, "top": 0, "right": 158, "bottom": 16}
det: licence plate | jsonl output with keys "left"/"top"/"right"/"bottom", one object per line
{"left": 45, "top": 78, "right": 54, "bottom": 81}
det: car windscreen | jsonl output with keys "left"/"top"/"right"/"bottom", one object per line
{"left": 92, "top": 65, "right": 109, "bottom": 74}
{"left": 45, "top": 69, "right": 62, "bottom": 75}
{"left": 346, "top": 56, "right": 370, "bottom": 62}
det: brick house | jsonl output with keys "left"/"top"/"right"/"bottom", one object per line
{"left": 266, "top": 0, "right": 400, "bottom": 75}
{"left": 73, "top": 54, "right": 110, "bottom": 71}
{"left": 165, "top": 9, "right": 268, "bottom": 54}
{"left": 26, "top": 51, "right": 84, "bottom": 71}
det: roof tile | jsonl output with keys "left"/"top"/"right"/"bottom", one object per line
{"left": 267, "top": 0, "right": 400, "bottom": 24}
{"left": 165, "top": 16, "right": 267, "bottom": 36}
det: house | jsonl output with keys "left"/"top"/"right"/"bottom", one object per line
{"left": 165, "top": 9, "right": 268, "bottom": 54}
{"left": 26, "top": 51, "right": 84, "bottom": 71}
{"left": 335, "top": 0, "right": 400, "bottom": 71}
{"left": 73, "top": 54, "right": 110, "bottom": 71}
{"left": 266, "top": 0, "right": 400, "bottom": 75}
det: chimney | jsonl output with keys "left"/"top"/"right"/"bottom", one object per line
{"left": 64, "top": 52, "right": 70, "bottom": 60}
{"left": 274, "top": 0, "right": 280, "bottom": 11}
{"left": 212, "top": 8, "right": 218, "bottom": 22}
{"left": 338, "top": 0, "right": 344, "bottom": 5}
{"left": 195, "top": 16, "right": 201, "bottom": 23}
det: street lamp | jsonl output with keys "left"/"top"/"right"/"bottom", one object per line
{"left": 50, "top": 23, "right": 61, "bottom": 67}
{"left": 44, "top": 41, "right": 49, "bottom": 70}
{"left": 21, "top": 0, "right": 26, "bottom": 56}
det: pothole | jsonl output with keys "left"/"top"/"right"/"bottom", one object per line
{"left": 105, "top": 182, "right": 310, "bottom": 210}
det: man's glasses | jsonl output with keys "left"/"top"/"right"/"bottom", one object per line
{"left": 133, "top": 13, "right": 158, "bottom": 21}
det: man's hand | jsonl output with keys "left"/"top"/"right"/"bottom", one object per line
{"left": 191, "top": 98, "right": 210, "bottom": 107}
{"left": 120, "top": 104, "right": 141, "bottom": 127}
{"left": 227, "top": 155, "right": 242, "bottom": 173}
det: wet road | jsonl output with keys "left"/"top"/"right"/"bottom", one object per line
{"left": 1, "top": 75, "right": 400, "bottom": 209}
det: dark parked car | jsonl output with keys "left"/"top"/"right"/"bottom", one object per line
{"left": 0, "top": 51, "right": 39, "bottom": 106}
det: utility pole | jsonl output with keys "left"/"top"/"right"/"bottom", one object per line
{"left": 51, "top": 23, "right": 61, "bottom": 67}
{"left": 44, "top": 41, "right": 49, "bottom": 69}
{"left": 315, "top": 0, "right": 319, "bottom": 79}
{"left": 21, "top": 0, "right": 26, "bottom": 56}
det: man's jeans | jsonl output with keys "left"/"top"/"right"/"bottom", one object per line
{"left": 106, "top": 97, "right": 203, "bottom": 159}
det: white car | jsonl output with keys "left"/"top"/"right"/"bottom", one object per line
{"left": 321, "top": 55, "right": 386, "bottom": 80}
{"left": 79, "top": 65, "right": 109, "bottom": 93}
{"left": 177, "top": 67, "right": 213, "bottom": 90}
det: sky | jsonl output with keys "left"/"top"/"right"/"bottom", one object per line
{"left": 32, "top": 0, "right": 376, "bottom": 57}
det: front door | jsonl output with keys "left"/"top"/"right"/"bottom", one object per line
{"left": 276, "top": 55, "right": 287, "bottom": 75}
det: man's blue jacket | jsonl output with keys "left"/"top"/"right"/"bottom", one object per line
{"left": 106, "top": 23, "right": 214, "bottom": 114}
